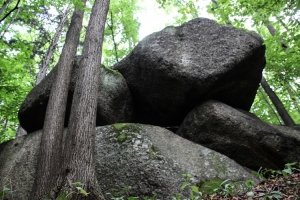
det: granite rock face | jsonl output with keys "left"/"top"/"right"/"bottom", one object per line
{"left": 113, "top": 18, "right": 265, "bottom": 127}
{"left": 0, "top": 124, "right": 258, "bottom": 199}
{"left": 18, "top": 58, "right": 134, "bottom": 133}
{"left": 176, "top": 100, "right": 300, "bottom": 170}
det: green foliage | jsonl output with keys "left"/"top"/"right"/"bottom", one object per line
{"left": 43, "top": 182, "right": 89, "bottom": 200}
{"left": 198, "top": 178, "right": 224, "bottom": 195}
{"left": 0, "top": 0, "right": 142, "bottom": 143}
{"left": 0, "top": 0, "right": 75, "bottom": 143}
{"left": 156, "top": 0, "right": 199, "bottom": 25}
{"left": 107, "top": 186, "right": 139, "bottom": 200}
{"left": 173, "top": 174, "right": 203, "bottom": 200}
{"left": 102, "top": 0, "right": 140, "bottom": 66}
{"left": 252, "top": 162, "right": 300, "bottom": 181}
{"left": 212, "top": 179, "right": 238, "bottom": 197}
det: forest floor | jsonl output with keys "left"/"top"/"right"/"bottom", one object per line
{"left": 203, "top": 173, "right": 300, "bottom": 199}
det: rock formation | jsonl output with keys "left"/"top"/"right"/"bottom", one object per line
{"left": 113, "top": 18, "right": 265, "bottom": 127}
{"left": 18, "top": 57, "right": 134, "bottom": 133}
{"left": 2, "top": 17, "right": 298, "bottom": 199}
{"left": 0, "top": 125, "right": 258, "bottom": 199}
{"left": 176, "top": 100, "right": 300, "bottom": 170}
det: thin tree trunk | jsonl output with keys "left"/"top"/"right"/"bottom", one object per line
{"left": 60, "top": 0, "right": 110, "bottom": 198}
{"left": 0, "top": 0, "right": 12, "bottom": 16}
{"left": 259, "top": 87, "right": 282, "bottom": 124}
{"left": 106, "top": 11, "right": 119, "bottom": 62}
{"left": 32, "top": 2, "right": 86, "bottom": 199}
{"left": 36, "top": 7, "right": 70, "bottom": 84}
{"left": 261, "top": 76, "right": 295, "bottom": 126}
{"left": 261, "top": 21, "right": 296, "bottom": 125}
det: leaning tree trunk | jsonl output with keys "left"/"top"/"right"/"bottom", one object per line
{"left": 261, "top": 22, "right": 295, "bottom": 126}
{"left": 36, "top": 7, "right": 70, "bottom": 84}
{"left": 16, "top": 8, "right": 71, "bottom": 139}
{"left": 58, "top": 0, "right": 110, "bottom": 199}
{"left": 32, "top": 2, "right": 87, "bottom": 199}
{"left": 261, "top": 76, "right": 295, "bottom": 126}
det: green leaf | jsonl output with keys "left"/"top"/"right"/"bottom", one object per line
{"left": 190, "top": 185, "right": 199, "bottom": 193}
{"left": 181, "top": 182, "right": 188, "bottom": 190}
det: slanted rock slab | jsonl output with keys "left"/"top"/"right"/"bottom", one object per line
{"left": 0, "top": 124, "right": 258, "bottom": 199}
{"left": 176, "top": 100, "right": 300, "bottom": 170}
{"left": 113, "top": 17, "right": 265, "bottom": 127}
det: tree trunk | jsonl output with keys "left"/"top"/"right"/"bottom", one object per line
{"left": 32, "top": 2, "right": 86, "bottom": 199}
{"left": 0, "top": 0, "right": 13, "bottom": 16}
{"left": 258, "top": 87, "right": 283, "bottom": 124}
{"left": 36, "top": 7, "right": 70, "bottom": 84}
{"left": 261, "top": 22, "right": 295, "bottom": 125}
{"left": 59, "top": 0, "right": 109, "bottom": 198}
{"left": 106, "top": 11, "right": 119, "bottom": 62}
{"left": 261, "top": 76, "right": 295, "bottom": 126}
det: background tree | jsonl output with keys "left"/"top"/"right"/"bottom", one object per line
{"left": 0, "top": 0, "right": 73, "bottom": 142}
{"left": 102, "top": 0, "right": 140, "bottom": 66}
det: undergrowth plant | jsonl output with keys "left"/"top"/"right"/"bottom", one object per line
{"left": 42, "top": 182, "right": 89, "bottom": 200}
{"left": 1, "top": 185, "right": 10, "bottom": 200}
{"left": 172, "top": 174, "right": 203, "bottom": 200}
{"left": 252, "top": 162, "right": 300, "bottom": 180}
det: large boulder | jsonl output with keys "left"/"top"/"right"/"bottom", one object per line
{"left": 113, "top": 18, "right": 265, "bottom": 127}
{"left": 0, "top": 124, "right": 257, "bottom": 199}
{"left": 176, "top": 100, "right": 300, "bottom": 170}
{"left": 18, "top": 58, "right": 134, "bottom": 133}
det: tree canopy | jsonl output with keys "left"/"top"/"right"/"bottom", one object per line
{"left": 0, "top": 0, "right": 299, "bottom": 143}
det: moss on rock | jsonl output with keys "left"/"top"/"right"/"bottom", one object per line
{"left": 198, "top": 178, "right": 225, "bottom": 195}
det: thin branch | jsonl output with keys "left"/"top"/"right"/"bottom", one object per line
{"left": 0, "top": 0, "right": 21, "bottom": 23}
{"left": 259, "top": 87, "right": 283, "bottom": 125}
{"left": 0, "top": 0, "right": 13, "bottom": 16}
{"left": 107, "top": 11, "right": 119, "bottom": 62}
{"left": 0, "top": 6, "right": 20, "bottom": 37}
{"left": 36, "top": 7, "right": 71, "bottom": 84}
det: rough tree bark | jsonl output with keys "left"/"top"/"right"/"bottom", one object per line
{"left": 32, "top": 2, "right": 87, "bottom": 199}
{"left": 36, "top": 7, "right": 70, "bottom": 84}
{"left": 59, "top": 0, "right": 110, "bottom": 198}
{"left": 261, "top": 76, "right": 295, "bottom": 126}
